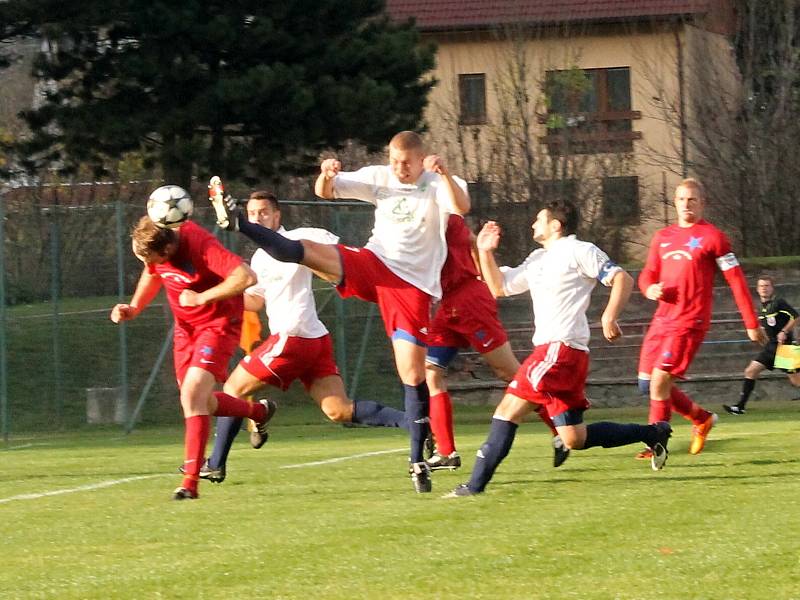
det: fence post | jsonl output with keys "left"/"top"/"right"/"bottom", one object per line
{"left": 0, "top": 189, "right": 8, "bottom": 442}
{"left": 48, "top": 198, "right": 64, "bottom": 427}
{"left": 125, "top": 324, "right": 174, "bottom": 434}
{"left": 115, "top": 195, "right": 129, "bottom": 426}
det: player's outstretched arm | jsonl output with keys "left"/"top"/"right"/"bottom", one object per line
{"left": 477, "top": 221, "right": 506, "bottom": 297}
{"left": 314, "top": 158, "right": 341, "bottom": 200}
{"left": 110, "top": 267, "right": 162, "bottom": 323}
{"left": 423, "top": 154, "right": 470, "bottom": 215}
{"left": 601, "top": 270, "right": 634, "bottom": 342}
{"left": 179, "top": 264, "right": 256, "bottom": 308}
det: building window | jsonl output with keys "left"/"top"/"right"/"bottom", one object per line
{"left": 459, "top": 73, "right": 487, "bottom": 125}
{"left": 602, "top": 176, "right": 640, "bottom": 225}
{"left": 540, "top": 179, "right": 577, "bottom": 204}
{"left": 467, "top": 180, "right": 492, "bottom": 209}
{"left": 542, "top": 67, "right": 642, "bottom": 154}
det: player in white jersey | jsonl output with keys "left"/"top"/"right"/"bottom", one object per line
{"left": 446, "top": 200, "right": 673, "bottom": 497}
{"left": 210, "top": 134, "right": 469, "bottom": 493}
{"left": 199, "top": 191, "right": 408, "bottom": 483}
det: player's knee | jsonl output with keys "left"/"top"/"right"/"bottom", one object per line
{"left": 637, "top": 378, "right": 651, "bottom": 396}
{"left": 322, "top": 401, "right": 352, "bottom": 423}
{"left": 491, "top": 364, "right": 516, "bottom": 382}
{"left": 559, "top": 428, "right": 584, "bottom": 450}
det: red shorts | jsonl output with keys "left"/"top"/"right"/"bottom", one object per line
{"left": 506, "top": 342, "right": 591, "bottom": 419}
{"left": 428, "top": 278, "right": 508, "bottom": 353}
{"left": 336, "top": 245, "right": 431, "bottom": 344}
{"left": 173, "top": 321, "right": 241, "bottom": 385}
{"left": 638, "top": 319, "right": 707, "bottom": 378}
{"left": 240, "top": 333, "right": 340, "bottom": 391}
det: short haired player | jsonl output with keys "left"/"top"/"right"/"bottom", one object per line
{"left": 636, "top": 178, "right": 766, "bottom": 458}
{"left": 198, "top": 190, "right": 408, "bottom": 482}
{"left": 447, "top": 201, "right": 672, "bottom": 497}
{"left": 210, "top": 131, "right": 470, "bottom": 493}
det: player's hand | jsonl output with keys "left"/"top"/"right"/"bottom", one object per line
{"left": 110, "top": 303, "right": 139, "bottom": 323}
{"left": 179, "top": 289, "right": 204, "bottom": 307}
{"left": 645, "top": 282, "right": 664, "bottom": 301}
{"left": 747, "top": 327, "right": 768, "bottom": 346}
{"left": 601, "top": 316, "right": 623, "bottom": 342}
{"left": 477, "top": 221, "right": 501, "bottom": 251}
{"left": 423, "top": 154, "right": 448, "bottom": 176}
{"left": 320, "top": 158, "right": 341, "bottom": 179}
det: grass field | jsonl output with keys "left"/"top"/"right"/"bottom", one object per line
{"left": 2, "top": 401, "right": 800, "bottom": 599}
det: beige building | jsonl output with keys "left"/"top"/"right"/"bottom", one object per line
{"left": 386, "top": 0, "right": 739, "bottom": 260}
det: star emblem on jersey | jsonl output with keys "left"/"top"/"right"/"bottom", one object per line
{"left": 684, "top": 236, "right": 703, "bottom": 251}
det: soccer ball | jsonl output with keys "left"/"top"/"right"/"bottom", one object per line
{"left": 147, "top": 185, "right": 194, "bottom": 229}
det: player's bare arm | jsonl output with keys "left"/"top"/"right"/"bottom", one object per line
{"left": 243, "top": 291, "right": 266, "bottom": 313}
{"left": 601, "top": 270, "right": 634, "bottom": 342}
{"left": 476, "top": 221, "right": 506, "bottom": 297}
{"left": 179, "top": 264, "right": 256, "bottom": 308}
{"left": 110, "top": 267, "right": 162, "bottom": 323}
{"left": 423, "top": 154, "right": 470, "bottom": 215}
{"left": 314, "top": 158, "right": 341, "bottom": 199}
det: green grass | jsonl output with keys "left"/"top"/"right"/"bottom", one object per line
{"left": 2, "top": 402, "right": 800, "bottom": 599}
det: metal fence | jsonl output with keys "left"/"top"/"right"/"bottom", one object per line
{"left": 2, "top": 184, "right": 798, "bottom": 437}
{"left": 0, "top": 187, "right": 404, "bottom": 436}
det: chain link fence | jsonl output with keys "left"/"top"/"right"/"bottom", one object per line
{"left": 0, "top": 185, "right": 409, "bottom": 435}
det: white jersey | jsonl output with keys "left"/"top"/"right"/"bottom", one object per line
{"left": 247, "top": 226, "right": 339, "bottom": 338}
{"left": 333, "top": 164, "right": 467, "bottom": 299}
{"left": 500, "top": 235, "right": 622, "bottom": 351}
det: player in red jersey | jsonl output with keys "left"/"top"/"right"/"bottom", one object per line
{"left": 110, "top": 214, "right": 275, "bottom": 500}
{"left": 636, "top": 178, "right": 767, "bottom": 457}
{"left": 424, "top": 214, "right": 569, "bottom": 470}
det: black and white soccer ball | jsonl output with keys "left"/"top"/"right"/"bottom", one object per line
{"left": 147, "top": 185, "right": 194, "bottom": 229}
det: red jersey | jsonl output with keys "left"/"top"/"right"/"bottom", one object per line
{"left": 638, "top": 220, "right": 758, "bottom": 331}
{"left": 149, "top": 220, "right": 244, "bottom": 328}
{"left": 440, "top": 214, "right": 480, "bottom": 294}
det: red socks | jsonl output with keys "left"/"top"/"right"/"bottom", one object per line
{"left": 670, "top": 387, "right": 711, "bottom": 425}
{"left": 648, "top": 398, "right": 672, "bottom": 423}
{"left": 182, "top": 415, "right": 210, "bottom": 494}
{"left": 214, "top": 391, "right": 266, "bottom": 422}
{"left": 429, "top": 392, "right": 455, "bottom": 455}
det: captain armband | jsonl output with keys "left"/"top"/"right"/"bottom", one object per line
{"left": 715, "top": 252, "right": 740, "bottom": 272}
{"left": 597, "top": 260, "right": 623, "bottom": 285}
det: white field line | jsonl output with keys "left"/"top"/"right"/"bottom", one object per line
{"left": 2, "top": 443, "right": 51, "bottom": 451}
{"left": 13, "top": 304, "right": 164, "bottom": 320}
{"left": 0, "top": 474, "right": 164, "bottom": 505}
{"left": 280, "top": 447, "right": 407, "bottom": 469}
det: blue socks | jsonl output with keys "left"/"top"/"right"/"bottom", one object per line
{"left": 352, "top": 400, "right": 408, "bottom": 429}
{"left": 403, "top": 383, "right": 430, "bottom": 463}
{"left": 238, "top": 218, "right": 305, "bottom": 263}
{"left": 467, "top": 418, "right": 518, "bottom": 493}
{"left": 206, "top": 416, "right": 243, "bottom": 470}
{"left": 583, "top": 421, "right": 654, "bottom": 449}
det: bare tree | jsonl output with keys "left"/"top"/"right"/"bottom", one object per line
{"left": 428, "top": 26, "right": 642, "bottom": 263}
{"left": 639, "top": 5, "right": 800, "bottom": 257}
